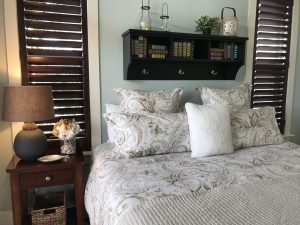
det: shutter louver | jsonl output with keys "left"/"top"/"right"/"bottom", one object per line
{"left": 17, "top": 0, "right": 91, "bottom": 150}
{"left": 252, "top": 0, "right": 293, "bottom": 133}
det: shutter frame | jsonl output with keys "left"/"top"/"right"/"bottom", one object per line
{"left": 17, "top": 0, "right": 91, "bottom": 151}
{"left": 251, "top": 0, "right": 294, "bottom": 133}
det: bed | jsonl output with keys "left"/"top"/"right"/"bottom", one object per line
{"left": 85, "top": 85, "right": 300, "bottom": 225}
{"left": 85, "top": 142, "right": 300, "bottom": 225}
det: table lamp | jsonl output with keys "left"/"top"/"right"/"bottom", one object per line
{"left": 2, "top": 86, "right": 55, "bottom": 161}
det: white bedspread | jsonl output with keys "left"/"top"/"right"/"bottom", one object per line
{"left": 118, "top": 176, "right": 300, "bottom": 225}
{"left": 84, "top": 142, "right": 300, "bottom": 225}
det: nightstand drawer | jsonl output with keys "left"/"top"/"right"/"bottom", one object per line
{"left": 20, "top": 169, "right": 74, "bottom": 188}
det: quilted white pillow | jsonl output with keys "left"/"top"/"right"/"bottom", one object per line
{"left": 104, "top": 112, "right": 190, "bottom": 158}
{"left": 231, "top": 106, "right": 284, "bottom": 149}
{"left": 197, "top": 83, "right": 252, "bottom": 112}
{"left": 114, "top": 88, "right": 183, "bottom": 113}
{"left": 105, "top": 104, "right": 122, "bottom": 142}
{"left": 185, "top": 103, "right": 233, "bottom": 158}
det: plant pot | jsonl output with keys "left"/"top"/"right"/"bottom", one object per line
{"left": 202, "top": 28, "right": 211, "bottom": 35}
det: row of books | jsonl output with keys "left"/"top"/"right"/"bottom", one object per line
{"left": 173, "top": 41, "right": 194, "bottom": 59}
{"left": 148, "top": 44, "right": 168, "bottom": 59}
{"left": 131, "top": 36, "right": 148, "bottom": 58}
{"left": 131, "top": 37, "right": 239, "bottom": 60}
{"left": 210, "top": 48, "right": 224, "bottom": 60}
{"left": 224, "top": 43, "right": 239, "bottom": 60}
{"left": 210, "top": 43, "right": 239, "bottom": 60}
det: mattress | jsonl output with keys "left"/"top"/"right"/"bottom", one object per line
{"left": 85, "top": 142, "right": 300, "bottom": 225}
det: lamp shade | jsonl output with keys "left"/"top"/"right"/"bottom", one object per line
{"left": 2, "top": 86, "right": 55, "bottom": 122}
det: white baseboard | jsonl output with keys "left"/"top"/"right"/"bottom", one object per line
{"left": 0, "top": 210, "right": 13, "bottom": 225}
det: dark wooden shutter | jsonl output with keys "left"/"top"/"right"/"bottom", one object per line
{"left": 17, "top": 0, "right": 91, "bottom": 150}
{"left": 251, "top": 0, "right": 294, "bottom": 133}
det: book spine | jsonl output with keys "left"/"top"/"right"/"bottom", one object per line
{"left": 186, "top": 42, "right": 191, "bottom": 58}
{"left": 223, "top": 43, "right": 228, "bottom": 60}
{"left": 178, "top": 42, "right": 182, "bottom": 58}
{"left": 231, "top": 43, "right": 234, "bottom": 60}
{"left": 143, "top": 37, "right": 147, "bottom": 58}
{"left": 191, "top": 41, "right": 194, "bottom": 59}
{"left": 234, "top": 44, "right": 238, "bottom": 60}
{"left": 137, "top": 36, "right": 143, "bottom": 58}
{"left": 131, "top": 39, "right": 135, "bottom": 56}
{"left": 227, "top": 44, "right": 231, "bottom": 60}
{"left": 182, "top": 41, "right": 187, "bottom": 58}
{"left": 173, "top": 42, "right": 178, "bottom": 57}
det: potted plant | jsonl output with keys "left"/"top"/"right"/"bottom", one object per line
{"left": 195, "top": 15, "right": 219, "bottom": 35}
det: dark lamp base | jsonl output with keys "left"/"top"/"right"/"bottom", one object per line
{"left": 14, "top": 128, "right": 47, "bottom": 161}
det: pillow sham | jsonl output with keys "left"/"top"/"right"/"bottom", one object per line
{"left": 104, "top": 112, "right": 190, "bottom": 158}
{"left": 105, "top": 104, "right": 122, "bottom": 142}
{"left": 197, "top": 83, "right": 251, "bottom": 112}
{"left": 113, "top": 88, "right": 183, "bottom": 113}
{"left": 185, "top": 103, "right": 233, "bottom": 158}
{"left": 231, "top": 106, "right": 284, "bottom": 149}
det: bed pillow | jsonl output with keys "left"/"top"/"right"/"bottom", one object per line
{"left": 197, "top": 83, "right": 251, "bottom": 112}
{"left": 105, "top": 104, "right": 122, "bottom": 142}
{"left": 185, "top": 103, "right": 233, "bottom": 158}
{"left": 104, "top": 112, "right": 190, "bottom": 158}
{"left": 231, "top": 106, "right": 284, "bottom": 150}
{"left": 113, "top": 88, "right": 183, "bottom": 113}
{"left": 106, "top": 103, "right": 121, "bottom": 113}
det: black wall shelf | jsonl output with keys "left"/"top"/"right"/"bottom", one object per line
{"left": 122, "top": 29, "right": 248, "bottom": 80}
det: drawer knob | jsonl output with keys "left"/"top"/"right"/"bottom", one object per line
{"left": 141, "top": 68, "right": 149, "bottom": 75}
{"left": 211, "top": 70, "right": 218, "bottom": 76}
{"left": 178, "top": 69, "right": 185, "bottom": 75}
{"left": 45, "top": 176, "right": 51, "bottom": 181}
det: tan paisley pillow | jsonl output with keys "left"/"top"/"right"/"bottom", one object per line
{"left": 197, "top": 83, "right": 251, "bottom": 112}
{"left": 114, "top": 88, "right": 183, "bottom": 113}
{"left": 231, "top": 107, "right": 283, "bottom": 150}
{"left": 104, "top": 112, "right": 190, "bottom": 158}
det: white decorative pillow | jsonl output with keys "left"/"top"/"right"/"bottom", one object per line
{"left": 231, "top": 106, "right": 284, "bottom": 149}
{"left": 105, "top": 104, "right": 122, "bottom": 142}
{"left": 185, "top": 103, "right": 233, "bottom": 158}
{"left": 104, "top": 112, "right": 190, "bottom": 158}
{"left": 114, "top": 88, "right": 183, "bottom": 113}
{"left": 197, "top": 83, "right": 252, "bottom": 112}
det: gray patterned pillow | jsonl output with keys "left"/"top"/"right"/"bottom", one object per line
{"left": 104, "top": 112, "right": 190, "bottom": 158}
{"left": 114, "top": 88, "right": 183, "bottom": 113}
{"left": 197, "top": 83, "right": 251, "bottom": 112}
{"left": 231, "top": 107, "right": 284, "bottom": 150}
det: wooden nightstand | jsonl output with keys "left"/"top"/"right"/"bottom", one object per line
{"left": 6, "top": 151, "right": 86, "bottom": 225}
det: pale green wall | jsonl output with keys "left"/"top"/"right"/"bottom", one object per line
{"left": 0, "top": 0, "right": 13, "bottom": 215}
{"left": 99, "top": 0, "right": 249, "bottom": 141}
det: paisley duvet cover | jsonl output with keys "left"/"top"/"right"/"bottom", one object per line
{"left": 85, "top": 142, "right": 300, "bottom": 225}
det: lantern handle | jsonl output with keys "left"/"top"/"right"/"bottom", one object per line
{"left": 221, "top": 7, "right": 236, "bottom": 19}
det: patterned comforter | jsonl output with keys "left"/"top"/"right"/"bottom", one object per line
{"left": 84, "top": 142, "right": 300, "bottom": 225}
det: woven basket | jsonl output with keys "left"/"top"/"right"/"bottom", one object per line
{"left": 31, "top": 192, "right": 66, "bottom": 225}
